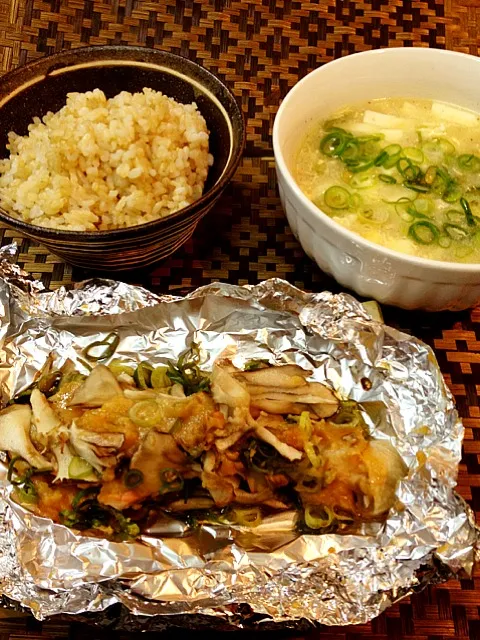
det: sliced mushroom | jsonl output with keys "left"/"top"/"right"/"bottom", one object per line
{"left": 255, "top": 425, "right": 303, "bottom": 461}
{"left": 250, "top": 399, "right": 310, "bottom": 415}
{"left": 235, "top": 364, "right": 311, "bottom": 389}
{"left": 247, "top": 380, "right": 339, "bottom": 417}
{"left": 30, "top": 388, "right": 62, "bottom": 444}
{"left": 201, "top": 470, "right": 239, "bottom": 506}
{"left": 211, "top": 365, "right": 250, "bottom": 409}
{"left": 70, "top": 421, "right": 111, "bottom": 472}
{"left": 68, "top": 365, "right": 123, "bottom": 407}
{"left": 78, "top": 431, "right": 125, "bottom": 449}
{"left": 311, "top": 402, "right": 339, "bottom": 419}
{"left": 0, "top": 404, "right": 52, "bottom": 470}
{"left": 98, "top": 431, "right": 189, "bottom": 510}
{"left": 215, "top": 430, "right": 246, "bottom": 452}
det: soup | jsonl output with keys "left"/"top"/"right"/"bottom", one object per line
{"left": 295, "top": 98, "right": 480, "bottom": 263}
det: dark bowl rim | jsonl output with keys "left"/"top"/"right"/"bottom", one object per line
{"left": 0, "top": 44, "right": 246, "bottom": 241}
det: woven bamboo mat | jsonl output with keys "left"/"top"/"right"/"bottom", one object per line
{"left": 0, "top": 0, "right": 479, "bottom": 638}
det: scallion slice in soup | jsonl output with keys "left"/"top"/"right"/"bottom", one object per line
{"left": 324, "top": 186, "right": 350, "bottom": 209}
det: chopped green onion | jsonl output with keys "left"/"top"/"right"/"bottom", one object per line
{"left": 403, "top": 147, "right": 425, "bottom": 164}
{"left": 7, "top": 456, "right": 29, "bottom": 485}
{"left": 320, "top": 131, "right": 349, "bottom": 157}
{"left": 108, "top": 359, "right": 135, "bottom": 378}
{"left": 378, "top": 174, "right": 396, "bottom": 184}
{"left": 341, "top": 140, "right": 360, "bottom": 162}
{"left": 408, "top": 220, "right": 440, "bottom": 245}
{"left": 72, "top": 486, "right": 99, "bottom": 510}
{"left": 391, "top": 197, "right": 415, "bottom": 222}
{"left": 397, "top": 157, "right": 421, "bottom": 181}
{"left": 159, "top": 468, "right": 184, "bottom": 493}
{"left": 457, "top": 154, "right": 480, "bottom": 172}
{"left": 374, "top": 150, "right": 389, "bottom": 166}
{"left": 304, "top": 505, "right": 335, "bottom": 530}
{"left": 324, "top": 186, "right": 350, "bottom": 209}
{"left": 166, "top": 343, "right": 211, "bottom": 396}
{"left": 331, "top": 400, "right": 363, "bottom": 427}
{"left": 358, "top": 207, "right": 389, "bottom": 224}
{"left": 299, "top": 411, "right": 312, "bottom": 438}
{"left": 443, "top": 183, "right": 462, "bottom": 203}
{"left": 129, "top": 399, "right": 162, "bottom": 428}
{"left": 296, "top": 475, "right": 324, "bottom": 494}
{"left": 124, "top": 469, "right": 144, "bottom": 489}
{"left": 406, "top": 205, "right": 429, "bottom": 220}
{"left": 348, "top": 159, "right": 375, "bottom": 173}
{"left": 244, "top": 359, "right": 270, "bottom": 371}
{"left": 423, "top": 137, "right": 456, "bottom": 159}
{"left": 150, "top": 366, "right": 172, "bottom": 388}
{"left": 83, "top": 332, "right": 120, "bottom": 362}
{"left": 348, "top": 192, "right": 363, "bottom": 210}
{"left": 460, "top": 197, "right": 476, "bottom": 227}
{"left": 68, "top": 457, "right": 95, "bottom": 480}
{"left": 231, "top": 507, "right": 262, "bottom": 527}
{"left": 404, "top": 182, "right": 430, "bottom": 193}
{"left": 133, "top": 362, "right": 154, "bottom": 389}
{"left": 15, "top": 483, "right": 38, "bottom": 505}
{"left": 356, "top": 134, "right": 383, "bottom": 143}
{"left": 383, "top": 144, "right": 402, "bottom": 157}
{"left": 304, "top": 442, "right": 322, "bottom": 468}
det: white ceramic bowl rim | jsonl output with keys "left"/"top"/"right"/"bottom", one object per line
{"left": 273, "top": 47, "right": 480, "bottom": 274}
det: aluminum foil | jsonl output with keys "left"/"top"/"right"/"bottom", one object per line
{"left": 0, "top": 242, "right": 477, "bottom": 629}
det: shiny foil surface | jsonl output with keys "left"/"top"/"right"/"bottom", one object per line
{"left": 0, "top": 243, "right": 477, "bottom": 629}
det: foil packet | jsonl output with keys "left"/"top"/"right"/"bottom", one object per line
{"left": 0, "top": 242, "right": 477, "bottom": 630}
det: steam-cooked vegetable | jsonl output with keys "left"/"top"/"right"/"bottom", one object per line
{"left": 166, "top": 343, "right": 211, "bottom": 395}
{"left": 0, "top": 354, "right": 406, "bottom": 541}
{"left": 0, "top": 405, "right": 52, "bottom": 470}
{"left": 69, "top": 364, "right": 122, "bottom": 407}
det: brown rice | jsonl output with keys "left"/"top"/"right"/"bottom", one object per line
{"left": 0, "top": 88, "right": 212, "bottom": 231}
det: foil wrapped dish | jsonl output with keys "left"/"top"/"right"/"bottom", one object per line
{"left": 0, "top": 243, "right": 477, "bottom": 630}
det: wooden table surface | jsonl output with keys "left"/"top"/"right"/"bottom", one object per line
{"left": 0, "top": 1, "right": 480, "bottom": 638}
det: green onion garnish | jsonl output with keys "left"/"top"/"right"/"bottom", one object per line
{"left": 457, "top": 154, "right": 480, "bottom": 172}
{"left": 378, "top": 174, "right": 396, "bottom": 184}
{"left": 83, "top": 332, "right": 120, "bottom": 362}
{"left": 160, "top": 468, "right": 184, "bottom": 493}
{"left": 397, "top": 157, "right": 421, "bottom": 181}
{"left": 324, "top": 186, "right": 350, "bottom": 209}
{"left": 320, "top": 130, "right": 349, "bottom": 157}
{"left": 404, "top": 182, "right": 430, "bottom": 193}
{"left": 460, "top": 197, "right": 476, "bottom": 227}
{"left": 124, "top": 469, "right": 144, "bottom": 489}
{"left": 408, "top": 220, "right": 440, "bottom": 245}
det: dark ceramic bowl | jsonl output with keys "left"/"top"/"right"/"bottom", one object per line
{"left": 0, "top": 46, "right": 245, "bottom": 270}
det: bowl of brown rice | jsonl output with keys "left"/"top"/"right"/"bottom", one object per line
{"left": 0, "top": 46, "right": 245, "bottom": 270}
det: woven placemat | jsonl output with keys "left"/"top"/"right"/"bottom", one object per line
{"left": 0, "top": 1, "right": 478, "bottom": 638}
